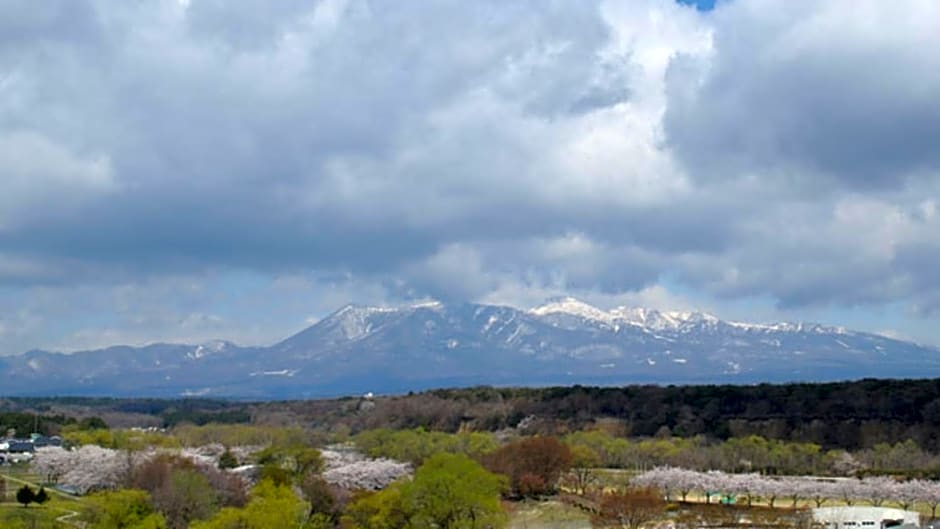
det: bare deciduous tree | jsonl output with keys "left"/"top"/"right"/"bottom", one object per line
{"left": 592, "top": 487, "right": 665, "bottom": 529}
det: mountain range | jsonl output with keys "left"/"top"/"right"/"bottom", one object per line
{"left": 2, "top": 297, "right": 939, "bottom": 398}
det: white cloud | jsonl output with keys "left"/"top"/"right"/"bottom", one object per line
{"left": 666, "top": 0, "right": 940, "bottom": 189}
{"left": 0, "top": 131, "right": 115, "bottom": 226}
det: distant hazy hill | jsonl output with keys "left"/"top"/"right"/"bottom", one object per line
{"left": 2, "top": 297, "right": 939, "bottom": 398}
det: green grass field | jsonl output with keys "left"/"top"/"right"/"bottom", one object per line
{"left": 0, "top": 501, "right": 71, "bottom": 529}
{"left": 1, "top": 466, "right": 85, "bottom": 529}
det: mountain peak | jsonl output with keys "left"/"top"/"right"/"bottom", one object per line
{"left": 303, "top": 300, "right": 444, "bottom": 345}
{"left": 528, "top": 298, "right": 728, "bottom": 330}
{"left": 610, "top": 307, "right": 721, "bottom": 331}
{"left": 334, "top": 299, "right": 442, "bottom": 315}
{"left": 3, "top": 299, "right": 940, "bottom": 398}
{"left": 529, "top": 297, "right": 613, "bottom": 323}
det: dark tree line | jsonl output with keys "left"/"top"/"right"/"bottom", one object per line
{"left": 1, "top": 397, "right": 251, "bottom": 429}
{"left": 0, "top": 411, "right": 107, "bottom": 437}
{"left": 505, "top": 379, "right": 940, "bottom": 450}
{"left": 11, "top": 378, "right": 940, "bottom": 452}
{"left": 354, "top": 378, "right": 940, "bottom": 451}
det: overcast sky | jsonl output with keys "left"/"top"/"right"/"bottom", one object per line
{"left": 1, "top": 0, "right": 939, "bottom": 353}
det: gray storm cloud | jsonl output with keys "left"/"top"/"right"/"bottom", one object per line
{"left": 0, "top": 0, "right": 938, "bottom": 353}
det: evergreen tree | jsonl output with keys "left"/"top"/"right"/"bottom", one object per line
{"left": 218, "top": 449, "right": 238, "bottom": 469}
{"left": 35, "top": 487, "right": 50, "bottom": 505}
{"left": 16, "top": 485, "right": 35, "bottom": 508}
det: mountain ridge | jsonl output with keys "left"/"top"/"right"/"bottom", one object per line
{"left": 2, "top": 298, "right": 938, "bottom": 398}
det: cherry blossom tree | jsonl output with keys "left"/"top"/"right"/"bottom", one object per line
{"left": 631, "top": 467, "right": 672, "bottom": 501}
{"left": 786, "top": 477, "right": 815, "bottom": 508}
{"left": 32, "top": 446, "right": 72, "bottom": 485}
{"left": 729, "top": 473, "right": 763, "bottom": 507}
{"left": 655, "top": 468, "right": 697, "bottom": 502}
{"left": 754, "top": 477, "right": 786, "bottom": 508}
{"left": 862, "top": 476, "right": 898, "bottom": 507}
{"left": 893, "top": 480, "right": 921, "bottom": 511}
{"left": 320, "top": 447, "right": 411, "bottom": 491}
{"left": 634, "top": 468, "right": 833, "bottom": 509}
{"left": 701, "top": 470, "right": 729, "bottom": 505}
{"left": 913, "top": 479, "right": 940, "bottom": 519}
{"left": 836, "top": 478, "right": 866, "bottom": 506}
{"left": 802, "top": 480, "right": 831, "bottom": 508}
{"left": 32, "top": 445, "right": 128, "bottom": 494}
{"left": 630, "top": 466, "right": 940, "bottom": 512}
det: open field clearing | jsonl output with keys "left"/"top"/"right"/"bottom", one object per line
{"left": 507, "top": 499, "right": 591, "bottom": 529}
{"left": 2, "top": 465, "right": 85, "bottom": 528}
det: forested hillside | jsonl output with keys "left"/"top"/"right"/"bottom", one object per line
{"left": 416, "top": 379, "right": 940, "bottom": 450}
{"left": 6, "top": 378, "right": 940, "bottom": 451}
{"left": 236, "top": 378, "right": 940, "bottom": 452}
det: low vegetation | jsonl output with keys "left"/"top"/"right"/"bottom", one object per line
{"left": 6, "top": 379, "right": 940, "bottom": 528}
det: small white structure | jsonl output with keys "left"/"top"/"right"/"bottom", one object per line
{"left": 813, "top": 506, "right": 920, "bottom": 529}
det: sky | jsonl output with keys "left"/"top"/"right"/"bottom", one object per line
{"left": 1, "top": 0, "right": 939, "bottom": 354}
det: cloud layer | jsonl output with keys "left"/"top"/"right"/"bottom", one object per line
{"left": 1, "top": 0, "right": 938, "bottom": 352}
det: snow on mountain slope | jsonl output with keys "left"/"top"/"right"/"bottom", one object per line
{"left": 2, "top": 298, "right": 939, "bottom": 398}
{"left": 187, "top": 340, "right": 233, "bottom": 360}
{"left": 530, "top": 297, "right": 617, "bottom": 325}
{"left": 531, "top": 298, "right": 735, "bottom": 333}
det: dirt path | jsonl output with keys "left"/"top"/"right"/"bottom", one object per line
{"left": 54, "top": 507, "right": 85, "bottom": 528}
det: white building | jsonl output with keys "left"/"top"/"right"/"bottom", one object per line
{"left": 813, "top": 506, "right": 920, "bottom": 529}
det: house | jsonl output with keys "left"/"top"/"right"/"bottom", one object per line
{"left": 813, "top": 506, "right": 920, "bottom": 529}
{"left": 0, "top": 439, "right": 36, "bottom": 464}
{"left": 0, "top": 435, "right": 59, "bottom": 464}
{"left": 0, "top": 439, "right": 36, "bottom": 453}
{"left": 31, "top": 435, "right": 63, "bottom": 448}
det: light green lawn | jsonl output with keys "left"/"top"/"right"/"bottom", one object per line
{"left": 2, "top": 467, "right": 86, "bottom": 528}
{"left": 507, "top": 499, "right": 592, "bottom": 529}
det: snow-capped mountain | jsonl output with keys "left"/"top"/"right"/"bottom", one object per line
{"left": 2, "top": 298, "right": 939, "bottom": 398}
